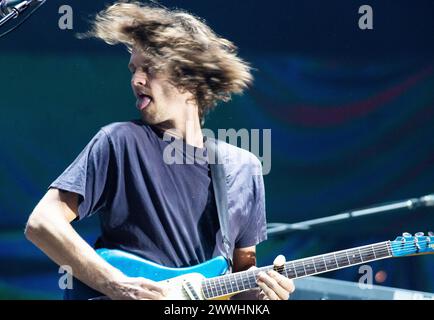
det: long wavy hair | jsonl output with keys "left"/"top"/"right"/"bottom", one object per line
{"left": 82, "top": 1, "right": 253, "bottom": 123}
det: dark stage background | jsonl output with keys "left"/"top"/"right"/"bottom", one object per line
{"left": 0, "top": 0, "right": 433, "bottom": 299}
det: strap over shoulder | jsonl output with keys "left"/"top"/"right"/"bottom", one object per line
{"left": 205, "top": 137, "right": 233, "bottom": 272}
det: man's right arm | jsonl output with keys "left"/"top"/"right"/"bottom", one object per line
{"left": 24, "top": 188, "right": 168, "bottom": 300}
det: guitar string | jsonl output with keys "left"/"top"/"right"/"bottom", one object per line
{"left": 202, "top": 241, "right": 430, "bottom": 297}
{"left": 202, "top": 239, "right": 432, "bottom": 297}
{"left": 207, "top": 239, "right": 430, "bottom": 284}
{"left": 202, "top": 243, "right": 393, "bottom": 298}
{"left": 203, "top": 244, "right": 394, "bottom": 297}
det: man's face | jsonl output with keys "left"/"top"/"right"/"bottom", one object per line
{"left": 129, "top": 49, "right": 191, "bottom": 125}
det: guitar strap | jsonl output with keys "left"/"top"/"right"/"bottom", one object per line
{"left": 205, "top": 137, "right": 233, "bottom": 272}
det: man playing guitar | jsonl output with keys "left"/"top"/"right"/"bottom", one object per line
{"left": 24, "top": 1, "right": 294, "bottom": 300}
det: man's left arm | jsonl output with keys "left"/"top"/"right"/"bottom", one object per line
{"left": 230, "top": 246, "right": 295, "bottom": 300}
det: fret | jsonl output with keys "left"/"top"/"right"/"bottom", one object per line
{"left": 205, "top": 279, "right": 212, "bottom": 298}
{"left": 285, "top": 262, "right": 297, "bottom": 278}
{"left": 358, "top": 247, "right": 364, "bottom": 262}
{"left": 253, "top": 273, "right": 258, "bottom": 289}
{"left": 226, "top": 278, "right": 232, "bottom": 295}
{"left": 312, "top": 260, "right": 318, "bottom": 273}
{"left": 246, "top": 271, "right": 256, "bottom": 289}
{"left": 241, "top": 272, "right": 251, "bottom": 290}
{"left": 227, "top": 274, "right": 234, "bottom": 294}
{"left": 344, "top": 251, "right": 351, "bottom": 265}
{"left": 202, "top": 280, "right": 209, "bottom": 299}
{"left": 283, "top": 264, "right": 289, "bottom": 278}
{"left": 208, "top": 280, "right": 213, "bottom": 298}
{"left": 229, "top": 273, "right": 236, "bottom": 292}
{"left": 371, "top": 245, "right": 377, "bottom": 259}
{"left": 230, "top": 274, "right": 238, "bottom": 292}
{"left": 386, "top": 241, "right": 392, "bottom": 257}
{"left": 227, "top": 274, "right": 235, "bottom": 293}
{"left": 253, "top": 271, "right": 258, "bottom": 288}
{"left": 221, "top": 277, "right": 229, "bottom": 295}
{"left": 382, "top": 242, "right": 391, "bottom": 257}
{"left": 293, "top": 260, "right": 306, "bottom": 277}
{"left": 231, "top": 273, "right": 239, "bottom": 293}
{"left": 313, "top": 256, "right": 327, "bottom": 273}
{"left": 215, "top": 277, "right": 223, "bottom": 297}
{"left": 360, "top": 245, "right": 375, "bottom": 261}
{"left": 241, "top": 271, "right": 250, "bottom": 289}
{"left": 322, "top": 255, "right": 328, "bottom": 270}
{"left": 373, "top": 242, "right": 390, "bottom": 258}
{"left": 214, "top": 278, "right": 223, "bottom": 296}
{"left": 235, "top": 272, "right": 245, "bottom": 291}
{"left": 292, "top": 261, "right": 298, "bottom": 277}
{"left": 334, "top": 252, "right": 343, "bottom": 267}
{"left": 222, "top": 277, "right": 230, "bottom": 295}
{"left": 333, "top": 253, "right": 341, "bottom": 268}
{"left": 231, "top": 274, "right": 240, "bottom": 293}
{"left": 324, "top": 253, "right": 338, "bottom": 270}
{"left": 236, "top": 273, "right": 242, "bottom": 291}
{"left": 209, "top": 278, "right": 218, "bottom": 298}
{"left": 303, "top": 258, "right": 316, "bottom": 275}
{"left": 302, "top": 261, "right": 307, "bottom": 275}
{"left": 335, "top": 251, "right": 350, "bottom": 267}
{"left": 220, "top": 277, "right": 227, "bottom": 296}
{"left": 248, "top": 271, "right": 257, "bottom": 289}
{"left": 347, "top": 248, "right": 363, "bottom": 264}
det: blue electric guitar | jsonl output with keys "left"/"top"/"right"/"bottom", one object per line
{"left": 67, "top": 232, "right": 434, "bottom": 300}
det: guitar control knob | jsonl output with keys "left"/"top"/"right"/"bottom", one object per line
{"left": 402, "top": 232, "right": 412, "bottom": 237}
{"left": 428, "top": 231, "right": 434, "bottom": 237}
{"left": 415, "top": 232, "right": 424, "bottom": 237}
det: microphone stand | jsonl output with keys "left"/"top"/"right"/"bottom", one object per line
{"left": 0, "top": 1, "right": 31, "bottom": 28}
{"left": 267, "top": 193, "right": 434, "bottom": 237}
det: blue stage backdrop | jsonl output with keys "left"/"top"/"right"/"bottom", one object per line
{"left": 0, "top": 0, "right": 433, "bottom": 299}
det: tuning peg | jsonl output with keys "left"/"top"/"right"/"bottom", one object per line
{"left": 415, "top": 232, "right": 424, "bottom": 237}
{"left": 428, "top": 231, "right": 434, "bottom": 237}
{"left": 402, "top": 232, "right": 412, "bottom": 237}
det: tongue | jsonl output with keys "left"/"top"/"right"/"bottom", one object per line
{"left": 139, "top": 96, "right": 151, "bottom": 110}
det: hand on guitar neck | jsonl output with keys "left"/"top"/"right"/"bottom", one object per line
{"left": 250, "top": 255, "right": 295, "bottom": 300}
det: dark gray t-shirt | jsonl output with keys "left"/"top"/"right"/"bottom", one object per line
{"left": 50, "top": 120, "right": 267, "bottom": 268}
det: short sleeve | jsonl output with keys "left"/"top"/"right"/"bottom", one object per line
{"left": 235, "top": 160, "right": 268, "bottom": 248}
{"left": 49, "top": 129, "right": 114, "bottom": 221}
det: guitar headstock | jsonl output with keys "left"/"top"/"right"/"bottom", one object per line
{"left": 390, "top": 232, "right": 434, "bottom": 257}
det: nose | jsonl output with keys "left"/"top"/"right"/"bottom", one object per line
{"left": 132, "top": 71, "right": 148, "bottom": 88}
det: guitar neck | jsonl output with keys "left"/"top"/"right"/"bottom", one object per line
{"left": 202, "top": 241, "right": 393, "bottom": 299}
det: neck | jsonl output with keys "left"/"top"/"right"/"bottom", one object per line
{"left": 155, "top": 104, "right": 204, "bottom": 148}
{"left": 201, "top": 241, "right": 393, "bottom": 300}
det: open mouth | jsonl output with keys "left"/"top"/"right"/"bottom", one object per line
{"left": 137, "top": 93, "right": 153, "bottom": 111}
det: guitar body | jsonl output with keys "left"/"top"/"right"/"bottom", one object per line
{"left": 65, "top": 248, "right": 229, "bottom": 300}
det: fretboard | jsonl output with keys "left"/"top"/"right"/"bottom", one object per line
{"left": 201, "top": 241, "right": 392, "bottom": 299}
